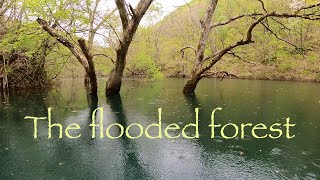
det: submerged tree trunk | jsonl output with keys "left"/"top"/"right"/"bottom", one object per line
{"left": 183, "top": 0, "right": 218, "bottom": 94}
{"left": 183, "top": 74, "right": 202, "bottom": 94}
{"left": 84, "top": 72, "right": 98, "bottom": 96}
{"left": 105, "top": 0, "right": 154, "bottom": 96}
{"left": 105, "top": 68, "right": 123, "bottom": 96}
{"left": 105, "top": 46, "right": 128, "bottom": 96}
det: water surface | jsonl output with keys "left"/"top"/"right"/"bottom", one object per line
{"left": 0, "top": 78, "right": 319, "bottom": 179}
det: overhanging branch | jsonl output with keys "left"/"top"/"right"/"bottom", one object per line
{"left": 202, "top": 6, "right": 320, "bottom": 73}
{"left": 227, "top": 51, "right": 258, "bottom": 65}
{"left": 36, "top": 18, "right": 90, "bottom": 73}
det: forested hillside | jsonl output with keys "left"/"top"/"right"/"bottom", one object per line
{"left": 1, "top": 0, "right": 320, "bottom": 92}
{"left": 126, "top": 0, "right": 320, "bottom": 81}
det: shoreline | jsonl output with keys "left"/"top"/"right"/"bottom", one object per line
{"left": 58, "top": 75, "right": 320, "bottom": 83}
{"left": 4, "top": 75, "right": 318, "bottom": 92}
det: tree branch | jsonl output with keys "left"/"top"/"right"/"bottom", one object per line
{"left": 94, "top": 8, "right": 117, "bottom": 32}
{"left": 257, "top": 0, "right": 268, "bottom": 13}
{"left": 116, "top": 0, "right": 153, "bottom": 48}
{"left": 227, "top": 51, "right": 258, "bottom": 65}
{"left": 115, "top": 0, "right": 129, "bottom": 30}
{"left": 180, "top": 45, "right": 196, "bottom": 58}
{"left": 296, "top": 2, "right": 320, "bottom": 13}
{"left": 36, "top": 18, "right": 90, "bottom": 73}
{"left": 202, "top": 8, "right": 320, "bottom": 73}
{"left": 134, "top": 0, "right": 154, "bottom": 19}
{"left": 210, "top": 13, "right": 263, "bottom": 29}
{"left": 260, "top": 21, "right": 298, "bottom": 48}
{"left": 194, "top": 0, "right": 218, "bottom": 70}
{"left": 93, "top": 53, "right": 115, "bottom": 64}
{"left": 201, "top": 71, "right": 238, "bottom": 80}
{"left": 127, "top": 3, "right": 136, "bottom": 19}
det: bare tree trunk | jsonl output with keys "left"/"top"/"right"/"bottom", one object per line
{"left": 78, "top": 39, "right": 98, "bottom": 96}
{"left": 105, "top": 0, "right": 153, "bottom": 96}
{"left": 105, "top": 47, "right": 127, "bottom": 96}
{"left": 183, "top": 0, "right": 218, "bottom": 94}
{"left": 89, "top": 75, "right": 98, "bottom": 96}
{"left": 183, "top": 74, "right": 202, "bottom": 94}
{"left": 84, "top": 72, "right": 98, "bottom": 95}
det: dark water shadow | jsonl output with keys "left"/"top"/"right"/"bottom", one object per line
{"left": 85, "top": 93, "right": 99, "bottom": 143}
{"left": 107, "top": 94, "right": 152, "bottom": 180}
{"left": 183, "top": 93, "right": 277, "bottom": 161}
{"left": 0, "top": 89, "right": 9, "bottom": 106}
{"left": 42, "top": 92, "right": 99, "bottom": 179}
{"left": 183, "top": 93, "right": 209, "bottom": 144}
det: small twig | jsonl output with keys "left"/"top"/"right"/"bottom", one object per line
{"left": 260, "top": 21, "right": 299, "bottom": 48}
{"left": 257, "top": 0, "right": 268, "bottom": 13}
{"left": 227, "top": 51, "right": 257, "bottom": 65}
{"left": 180, "top": 45, "right": 196, "bottom": 58}
{"left": 105, "top": 21, "right": 121, "bottom": 43}
{"left": 93, "top": 53, "right": 115, "bottom": 64}
{"left": 210, "top": 13, "right": 263, "bottom": 29}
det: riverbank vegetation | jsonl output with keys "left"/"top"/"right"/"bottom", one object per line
{"left": 1, "top": 0, "right": 320, "bottom": 95}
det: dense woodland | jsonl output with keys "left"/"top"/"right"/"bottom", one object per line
{"left": 1, "top": 0, "right": 320, "bottom": 96}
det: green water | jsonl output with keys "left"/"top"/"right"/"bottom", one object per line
{"left": 0, "top": 78, "right": 320, "bottom": 180}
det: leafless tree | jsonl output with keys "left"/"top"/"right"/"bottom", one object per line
{"left": 182, "top": 0, "right": 320, "bottom": 94}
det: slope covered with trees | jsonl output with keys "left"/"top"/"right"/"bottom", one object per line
{"left": 128, "top": 0, "right": 320, "bottom": 83}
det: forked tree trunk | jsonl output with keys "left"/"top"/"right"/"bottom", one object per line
{"left": 105, "top": 0, "right": 154, "bottom": 97}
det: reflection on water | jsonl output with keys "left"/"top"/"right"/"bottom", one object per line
{"left": 0, "top": 78, "right": 320, "bottom": 179}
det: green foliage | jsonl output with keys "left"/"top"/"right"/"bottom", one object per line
{"left": 130, "top": 0, "right": 320, "bottom": 81}
{"left": 0, "top": 22, "right": 48, "bottom": 56}
{"left": 1, "top": 0, "right": 320, "bottom": 83}
{"left": 126, "top": 28, "right": 163, "bottom": 79}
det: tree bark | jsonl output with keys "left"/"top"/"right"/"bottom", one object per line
{"left": 78, "top": 39, "right": 98, "bottom": 96}
{"left": 84, "top": 72, "right": 98, "bottom": 95}
{"left": 183, "top": 0, "right": 218, "bottom": 94}
{"left": 183, "top": 74, "right": 202, "bottom": 94}
{"left": 105, "top": 46, "right": 127, "bottom": 96}
{"left": 105, "top": 0, "right": 153, "bottom": 96}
